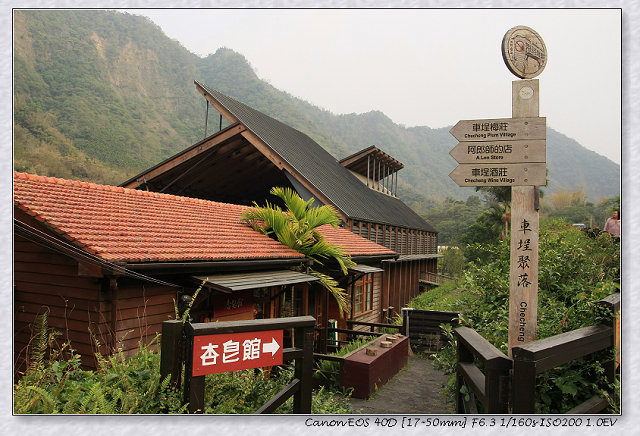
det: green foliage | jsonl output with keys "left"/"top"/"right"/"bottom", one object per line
{"left": 314, "top": 337, "right": 375, "bottom": 391}
{"left": 421, "top": 197, "right": 486, "bottom": 245}
{"left": 242, "top": 186, "right": 355, "bottom": 316}
{"left": 410, "top": 219, "right": 619, "bottom": 413}
{"left": 438, "top": 248, "right": 466, "bottom": 277}
{"left": 202, "top": 366, "right": 352, "bottom": 414}
{"left": 14, "top": 10, "right": 619, "bottom": 205}
{"left": 15, "top": 318, "right": 352, "bottom": 414}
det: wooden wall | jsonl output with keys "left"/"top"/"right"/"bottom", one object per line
{"left": 14, "top": 233, "right": 177, "bottom": 375}
{"left": 111, "top": 278, "right": 177, "bottom": 359}
{"left": 347, "top": 220, "right": 437, "bottom": 256}
{"left": 14, "top": 234, "right": 109, "bottom": 372}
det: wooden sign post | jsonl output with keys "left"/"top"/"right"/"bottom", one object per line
{"left": 449, "top": 25, "right": 548, "bottom": 356}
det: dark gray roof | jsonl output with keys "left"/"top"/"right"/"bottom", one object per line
{"left": 197, "top": 82, "right": 436, "bottom": 233}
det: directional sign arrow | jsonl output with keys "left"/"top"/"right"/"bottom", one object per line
{"left": 449, "top": 117, "right": 546, "bottom": 142}
{"left": 262, "top": 337, "right": 280, "bottom": 356}
{"left": 449, "top": 139, "right": 546, "bottom": 164}
{"left": 449, "top": 163, "right": 547, "bottom": 187}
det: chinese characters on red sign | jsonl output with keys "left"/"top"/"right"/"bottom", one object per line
{"left": 192, "top": 330, "right": 283, "bottom": 376}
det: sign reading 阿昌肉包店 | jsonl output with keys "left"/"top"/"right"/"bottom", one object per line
{"left": 192, "top": 329, "right": 283, "bottom": 376}
{"left": 448, "top": 162, "right": 546, "bottom": 187}
{"left": 449, "top": 117, "right": 546, "bottom": 143}
{"left": 449, "top": 139, "right": 546, "bottom": 164}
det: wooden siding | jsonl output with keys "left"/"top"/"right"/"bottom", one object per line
{"left": 14, "top": 234, "right": 178, "bottom": 373}
{"left": 14, "top": 235, "right": 109, "bottom": 372}
{"left": 111, "top": 279, "right": 177, "bottom": 359}
{"left": 348, "top": 219, "right": 437, "bottom": 257}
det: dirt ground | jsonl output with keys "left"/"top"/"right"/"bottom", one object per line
{"left": 348, "top": 354, "right": 455, "bottom": 415}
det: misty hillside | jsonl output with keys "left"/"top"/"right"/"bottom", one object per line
{"left": 13, "top": 9, "right": 620, "bottom": 206}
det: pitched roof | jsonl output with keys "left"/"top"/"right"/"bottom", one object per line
{"left": 195, "top": 82, "right": 437, "bottom": 233}
{"left": 13, "top": 172, "right": 305, "bottom": 264}
{"left": 14, "top": 172, "right": 395, "bottom": 264}
{"left": 317, "top": 224, "right": 396, "bottom": 257}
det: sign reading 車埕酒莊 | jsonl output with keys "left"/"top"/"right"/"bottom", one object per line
{"left": 449, "top": 162, "right": 546, "bottom": 187}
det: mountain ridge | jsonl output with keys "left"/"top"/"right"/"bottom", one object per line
{"left": 13, "top": 9, "right": 620, "bottom": 206}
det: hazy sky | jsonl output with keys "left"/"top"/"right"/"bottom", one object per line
{"left": 129, "top": 7, "right": 622, "bottom": 164}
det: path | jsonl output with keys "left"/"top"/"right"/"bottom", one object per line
{"left": 348, "top": 354, "right": 454, "bottom": 414}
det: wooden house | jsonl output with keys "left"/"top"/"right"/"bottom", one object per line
{"left": 122, "top": 81, "right": 440, "bottom": 322}
{"left": 13, "top": 171, "right": 394, "bottom": 372}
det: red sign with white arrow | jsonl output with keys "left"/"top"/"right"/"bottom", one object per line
{"left": 192, "top": 329, "right": 283, "bottom": 376}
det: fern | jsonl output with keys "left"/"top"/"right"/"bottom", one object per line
{"left": 29, "top": 312, "right": 49, "bottom": 369}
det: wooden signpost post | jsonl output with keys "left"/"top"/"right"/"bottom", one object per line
{"left": 450, "top": 25, "right": 548, "bottom": 356}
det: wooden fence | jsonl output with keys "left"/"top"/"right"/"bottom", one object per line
{"left": 402, "top": 308, "right": 460, "bottom": 352}
{"left": 160, "top": 316, "right": 316, "bottom": 414}
{"left": 420, "top": 272, "right": 456, "bottom": 286}
{"left": 455, "top": 292, "right": 620, "bottom": 414}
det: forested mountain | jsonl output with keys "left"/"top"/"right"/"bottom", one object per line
{"left": 13, "top": 9, "right": 620, "bottom": 205}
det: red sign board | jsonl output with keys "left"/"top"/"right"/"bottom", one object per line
{"left": 213, "top": 289, "right": 254, "bottom": 318}
{"left": 192, "top": 329, "right": 283, "bottom": 376}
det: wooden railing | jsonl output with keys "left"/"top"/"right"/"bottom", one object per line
{"left": 511, "top": 292, "right": 620, "bottom": 414}
{"left": 454, "top": 292, "right": 620, "bottom": 414}
{"left": 420, "top": 272, "right": 456, "bottom": 285}
{"left": 455, "top": 326, "right": 512, "bottom": 413}
{"left": 160, "top": 316, "right": 316, "bottom": 414}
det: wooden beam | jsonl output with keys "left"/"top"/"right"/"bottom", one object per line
{"left": 122, "top": 125, "right": 246, "bottom": 189}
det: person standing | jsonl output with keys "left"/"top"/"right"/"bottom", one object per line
{"left": 604, "top": 209, "right": 620, "bottom": 240}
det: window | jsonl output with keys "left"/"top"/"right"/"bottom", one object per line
{"left": 353, "top": 273, "right": 374, "bottom": 315}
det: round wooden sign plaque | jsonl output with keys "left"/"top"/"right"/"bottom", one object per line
{"left": 502, "top": 26, "right": 547, "bottom": 79}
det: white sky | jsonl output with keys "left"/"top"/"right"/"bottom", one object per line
{"left": 129, "top": 7, "right": 622, "bottom": 164}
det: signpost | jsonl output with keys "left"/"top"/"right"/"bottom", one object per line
{"left": 449, "top": 25, "right": 547, "bottom": 355}
{"left": 192, "top": 329, "right": 283, "bottom": 376}
{"left": 165, "top": 316, "right": 316, "bottom": 413}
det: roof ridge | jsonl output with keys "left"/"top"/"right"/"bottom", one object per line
{"left": 13, "top": 171, "right": 250, "bottom": 211}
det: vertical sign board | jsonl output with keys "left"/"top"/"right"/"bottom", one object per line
{"left": 192, "top": 329, "right": 283, "bottom": 376}
{"left": 503, "top": 24, "right": 547, "bottom": 354}
{"left": 448, "top": 25, "right": 547, "bottom": 356}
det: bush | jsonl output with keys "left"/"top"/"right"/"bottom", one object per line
{"left": 15, "top": 316, "right": 354, "bottom": 414}
{"left": 418, "top": 218, "right": 620, "bottom": 413}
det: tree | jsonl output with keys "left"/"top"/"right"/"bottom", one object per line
{"left": 241, "top": 187, "right": 355, "bottom": 316}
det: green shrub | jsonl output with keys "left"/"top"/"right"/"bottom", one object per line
{"left": 14, "top": 316, "right": 353, "bottom": 414}
{"left": 416, "top": 218, "right": 619, "bottom": 413}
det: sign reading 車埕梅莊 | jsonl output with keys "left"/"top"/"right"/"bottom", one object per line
{"left": 449, "top": 117, "right": 546, "bottom": 143}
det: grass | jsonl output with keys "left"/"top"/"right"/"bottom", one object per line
{"left": 409, "top": 280, "right": 479, "bottom": 312}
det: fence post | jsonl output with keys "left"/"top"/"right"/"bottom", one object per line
{"left": 293, "top": 324, "right": 314, "bottom": 413}
{"left": 160, "top": 320, "right": 184, "bottom": 388}
{"left": 455, "top": 329, "right": 474, "bottom": 413}
{"left": 183, "top": 326, "right": 205, "bottom": 414}
{"left": 485, "top": 361, "right": 511, "bottom": 413}
{"left": 511, "top": 349, "right": 536, "bottom": 414}
{"left": 401, "top": 307, "right": 411, "bottom": 337}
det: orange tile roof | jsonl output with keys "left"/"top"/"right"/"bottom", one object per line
{"left": 13, "top": 172, "right": 305, "bottom": 263}
{"left": 318, "top": 224, "right": 396, "bottom": 257}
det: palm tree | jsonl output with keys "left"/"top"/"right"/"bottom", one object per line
{"left": 241, "top": 186, "right": 355, "bottom": 316}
